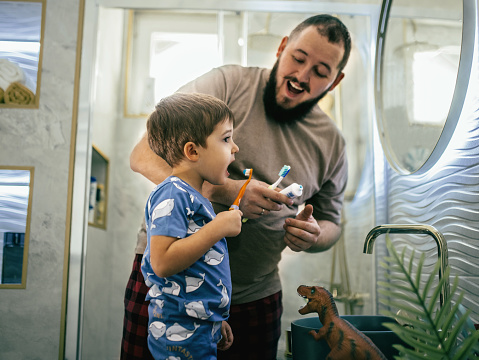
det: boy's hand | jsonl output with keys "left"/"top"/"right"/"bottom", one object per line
{"left": 218, "top": 321, "right": 234, "bottom": 351}
{"left": 215, "top": 210, "right": 243, "bottom": 238}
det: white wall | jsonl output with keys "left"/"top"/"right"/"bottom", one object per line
{"left": 80, "top": 7, "right": 130, "bottom": 360}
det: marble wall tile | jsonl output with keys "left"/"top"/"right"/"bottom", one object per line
{"left": 0, "top": 0, "right": 80, "bottom": 358}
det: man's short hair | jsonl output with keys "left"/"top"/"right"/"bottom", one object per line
{"left": 289, "top": 14, "right": 352, "bottom": 72}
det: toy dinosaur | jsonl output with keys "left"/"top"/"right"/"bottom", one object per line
{"left": 297, "top": 285, "right": 387, "bottom": 360}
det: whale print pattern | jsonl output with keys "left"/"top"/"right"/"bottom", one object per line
{"left": 162, "top": 279, "right": 181, "bottom": 296}
{"left": 184, "top": 300, "right": 212, "bottom": 320}
{"left": 187, "top": 218, "right": 204, "bottom": 234}
{"left": 204, "top": 248, "right": 225, "bottom": 265}
{"left": 185, "top": 273, "right": 205, "bottom": 293}
{"left": 144, "top": 271, "right": 155, "bottom": 287}
{"left": 151, "top": 298, "right": 165, "bottom": 309}
{"left": 150, "top": 198, "right": 175, "bottom": 229}
{"left": 141, "top": 176, "right": 232, "bottom": 358}
{"left": 166, "top": 322, "right": 200, "bottom": 341}
{"left": 217, "top": 278, "right": 230, "bottom": 308}
{"left": 148, "top": 284, "right": 162, "bottom": 298}
{"left": 149, "top": 321, "right": 166, "bottom": 340}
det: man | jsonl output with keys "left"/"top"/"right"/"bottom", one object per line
{"left": 123, "top": 14, "right": 351, "bottom": 360}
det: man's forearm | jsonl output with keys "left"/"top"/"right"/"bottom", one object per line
{"left": 130, "top": 133, "right": 172, "bottom": 184}
{"left": 306, "top": 220, "right": 342, "bottom": 253}
{"left": 202, "top": 179, "right": 240, "bottom": 207}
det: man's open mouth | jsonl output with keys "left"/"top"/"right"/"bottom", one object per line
{"left": 287, "top": 80, "right": 305, "bottom": 95}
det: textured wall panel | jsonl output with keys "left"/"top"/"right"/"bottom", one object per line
{"left": 374, "top": 28, "right": 479, "bottom": 323}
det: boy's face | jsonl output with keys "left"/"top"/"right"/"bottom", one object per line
{"left": 197, "top": 118, "right": 238, "bottom": 185}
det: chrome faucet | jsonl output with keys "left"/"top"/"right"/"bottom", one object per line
{"left": 363, "top": 224, "right": 449, "bottom": 308}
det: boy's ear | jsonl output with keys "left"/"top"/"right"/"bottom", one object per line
{"left": 183, "top": 142, "right": 199, "bottom": 162}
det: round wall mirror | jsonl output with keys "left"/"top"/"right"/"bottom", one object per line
{"left": 375, "top": 0, "right": 476, "bottom": 174}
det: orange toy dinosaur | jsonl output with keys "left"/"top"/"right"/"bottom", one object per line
{"left": 297, "top": 285, "right": 387, "bottom": 360}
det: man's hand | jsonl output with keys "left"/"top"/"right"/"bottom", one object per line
{"left": 218, "top": 321, "right": 233, "bottom": 351}
{"left": 283, "top": 204, "right": 320, "bottom": 251}
{"left": 283, "top": 205, "right": 341, "bottom": 252}
{"left": 236, "top": 179, "right": 293, "bottom": 219}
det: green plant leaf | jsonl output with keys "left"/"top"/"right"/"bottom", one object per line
{"left": 427, "top": 267, "right": 450, "bottom": 317}
{"left": 383, "top": 321, "right": 439, "bottom": 344}
{"left": 415, "top": 252, "right": 425, "bottom": 290}
{"left": 435, "top": 278, "right": 461, "bottom": 332}
{"left": 451, "top": 331, "right": 479, "bottom": 360}
{"left": 378, "top": 282, "right": 418, "bottom": 295}
{"left": 377, "top": 235, "right": 479, "bottom": 360}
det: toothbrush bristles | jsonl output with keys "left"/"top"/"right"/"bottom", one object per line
{"left": 278, "top": 165, "right": 291, "bottom": 177}
{"left": 243, "top": 168, "right": 252, "bottom": 177}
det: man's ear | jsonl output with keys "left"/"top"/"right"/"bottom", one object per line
{"left": 276, "top": 36, "right": 288, "bottom": 57}
{"left": 328, "top": 72, "right": 345, "bottom": 92}
{"left": 183, "top": 142, "right": 199, "bottom": 162}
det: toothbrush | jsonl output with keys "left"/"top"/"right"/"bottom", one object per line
{"left": 269, "top": 165, "right": 291, "bottom": 190}
{"left": 241, "top": 166, "right": 291, "bottom": 223}
{"left": 229, "top": 168, "right": 253, "bottom": 210}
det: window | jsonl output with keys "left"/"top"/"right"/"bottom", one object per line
{"left": 411, "top": 47, "right": 460, "bottom": 125}
{"left": 150, "top": 33, "right": 221, "bottom": 101}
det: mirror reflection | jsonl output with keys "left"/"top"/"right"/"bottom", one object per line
{"left": 378, "top": 0, "right": 463, "bottom": 173}
{"left": 0, "top": 167, "right": 33, "bottom": 287}
{"left": 0, "top": 0, "right": 44, "bottom": 108}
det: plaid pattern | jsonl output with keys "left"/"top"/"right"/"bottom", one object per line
{"left": 121, "top": 254, "right": 153, "bottom": 360}
{"left": 218, "top": 291, "right": 283, "bottom": 360}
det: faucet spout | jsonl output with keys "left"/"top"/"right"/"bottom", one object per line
{"left": 364, "top": 224, "right": 449, "bottom": 308}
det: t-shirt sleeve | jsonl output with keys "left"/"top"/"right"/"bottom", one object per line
{"left": 148, "top": 185, "right": 192, "bottom": 239}
{"left": 307, "top": 147, "right": 348, "bottom": 225}
{"left": 176, "top": 67, "right": 228, "bottom": 101}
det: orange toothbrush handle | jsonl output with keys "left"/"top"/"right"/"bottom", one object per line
{"left": 229, "top": 169, "right": 253, "bottom": 210}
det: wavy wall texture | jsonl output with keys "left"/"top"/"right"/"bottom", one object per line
{"left": 375, "top": 55, "right": 479, "bottom": 322}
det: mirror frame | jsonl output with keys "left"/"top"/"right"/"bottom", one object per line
{"left": 0, "top": 165, "right": 34, "bottom": 289}
{"left": 374, "top": 0, "right": 476, "bottom": 175}
{"left": 0, "top": 0, "right": 46, "bottom": 109}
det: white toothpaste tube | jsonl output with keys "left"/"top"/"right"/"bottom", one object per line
{"left": 279, "top": 183, "right": 303, "bottom": 199}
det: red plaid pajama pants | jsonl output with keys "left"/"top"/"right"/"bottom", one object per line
{"left": 218, "top": 291, "right": 283, "bottom": 360}
{"left": 120, "top": 254, "right": 153, "bottom": 360}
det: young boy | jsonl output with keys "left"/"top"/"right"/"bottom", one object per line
{"left": 141, "top": 92, "right": 243, "bottom": 360}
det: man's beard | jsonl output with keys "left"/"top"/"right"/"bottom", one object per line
{"left": 263, "top": 60, "right": 329, "bottom": 124}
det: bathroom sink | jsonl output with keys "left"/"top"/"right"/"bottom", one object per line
{"left": 291, "top": 315, "right": 407, "bottom": 360}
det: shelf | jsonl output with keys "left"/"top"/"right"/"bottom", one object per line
{"left": 88, "top": 144, "right": 109, "bottom": 229}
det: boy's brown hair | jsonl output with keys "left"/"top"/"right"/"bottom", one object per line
{"left": 147, "top": 92, "right": 235, "bottom": 167}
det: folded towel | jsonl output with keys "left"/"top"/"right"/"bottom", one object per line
{"left": 0, "top": 87, "right": 4, "bottom": 103}
{"left": 5, "top": 82, "right": 35, "bottom": 105}
{"left": 0, "top": 59, "right": 25, "bottom": 91}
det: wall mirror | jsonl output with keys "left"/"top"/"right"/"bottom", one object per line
{"left": 0, "top": 166, "right": 34, "bottom": 288}
{"left": 0, "top": 0, "right": 45, "bottom": 108}
{"left": 375, "top": 0, "right": 475, "bottom": 174}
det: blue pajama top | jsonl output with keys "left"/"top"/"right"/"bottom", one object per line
{"left": 141, "top": 176, "right": 232, "bottom": 334}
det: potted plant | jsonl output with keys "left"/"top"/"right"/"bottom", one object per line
{"left": 378, "top": 236, "right": 479, "bottom": 359}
